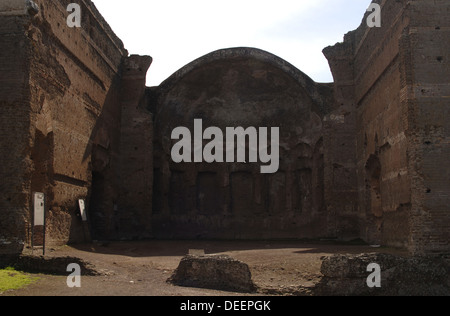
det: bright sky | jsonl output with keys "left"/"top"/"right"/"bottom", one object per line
{"left": 92, "top": 0, "right": 373, "bottom": 86}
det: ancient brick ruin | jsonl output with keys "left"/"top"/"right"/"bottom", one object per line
{"left": 0, "top": 0, "right": 448, "bottom": 257}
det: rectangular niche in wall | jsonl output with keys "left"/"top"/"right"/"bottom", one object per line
{"left": 169, "top": 171, "right": 188, "bottom": 215}
{"left": 230, "top": 172, "right": 254, "bottom": 217}
{"left": 196, "top": 172, "right": 222, "bottom": 215}
{"left": 152, "top": 168, "right": 162, "bottom": 214}
{"left": 267, "top": 171, "right": 286, "bottom": 216}
{"left": 300, "top": 168, "right": 312, "bottom": 214}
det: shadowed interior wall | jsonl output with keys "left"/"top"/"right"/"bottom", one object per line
{"left": 149, "top": 48, "right": 333, "bottom": 239}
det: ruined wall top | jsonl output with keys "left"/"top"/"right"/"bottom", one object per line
{"left": 157, "top": 47, "right": 334, "bottom": 116}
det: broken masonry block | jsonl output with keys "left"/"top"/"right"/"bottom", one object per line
{"left": 168, "top": 254, "right": 257, "bottom": 293}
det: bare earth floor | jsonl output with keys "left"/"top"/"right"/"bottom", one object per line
{"left": 1, "top": 240, "right": 408, "bottom": 296}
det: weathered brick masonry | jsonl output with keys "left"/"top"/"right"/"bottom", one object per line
{"left": 0, "top": 0, "right": 448, "bottom": 256}
{"left": 149, "top": 47, "right": 332, "bottom": 239}
{"left": 0, "top": 1, "right": 33, "bottom": 254}
{"left": 324, "top": 0, "right": 450, "bottom": 254}
{"left": 0, "top": 0, "right": 131, "bottom": 254}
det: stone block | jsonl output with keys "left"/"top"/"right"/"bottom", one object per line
{"left": 318, "top": 253, "right": 450, "bottom": 296}
{"left": 168, "top": 254, "right": 256, "bottom": 293}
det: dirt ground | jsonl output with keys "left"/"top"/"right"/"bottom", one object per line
{"left": 1, "top": 240, "right": 407, "bottom": 296}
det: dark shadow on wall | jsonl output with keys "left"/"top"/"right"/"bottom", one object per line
{"left": 150, "top": 47, "right": 334, "bottom": 240}
{"left": 365, "top": 154, "right": 382, "bottom": 245}
{"left": 81, "top": 66, "right": 124, "bottom": 242}
{"left": 83, "top": 55, "right": 154, "bottom": 242}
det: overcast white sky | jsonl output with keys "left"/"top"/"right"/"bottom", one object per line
{"left": 92, "top": 0, "right": 373, "bottom": 86}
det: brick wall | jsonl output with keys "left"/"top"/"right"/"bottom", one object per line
{"left": 0, "top": 0, "right": 128, "bottom": 254}
{"left": 26, "top": 0, "right": 128, "bottom": 246}
{"left": 406, "top": 0, "right": 450, "bottom": 254}
{"left": 325, "top": 0, "right": 415, "bottom": 249}
{"left": 0, "top": 10, "right": 33, "bottom": 254}
{"left": 116, "top": 55, "right": 153, "bottom": 240}
{"left": 325, "top": 0, "right": 450, "bottom": 254}
{"left": 2, "top": 0, "right": 448, "bottom": 256}
{"left": 150, "top": 48, "right": 330, "bottom": 239}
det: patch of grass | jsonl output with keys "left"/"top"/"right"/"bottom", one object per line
{"left": 0, "top": 267, "right": 39, "bottom": 293}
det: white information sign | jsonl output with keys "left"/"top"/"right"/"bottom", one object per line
{"left": 34, "top": 192, "right": 45, "bottom": 226}
{"left": 78, "top": 199, "right": 87, "bottom": 222}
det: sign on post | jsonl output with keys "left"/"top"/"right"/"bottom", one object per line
{"left": 78, "top": 199, "right": 87, "bottom": 222}
{"left": 33, "top": 192, "right": 46, "bottom": 255}
{"left": 34, "top": 192, "right": 45, "bottom": 226}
